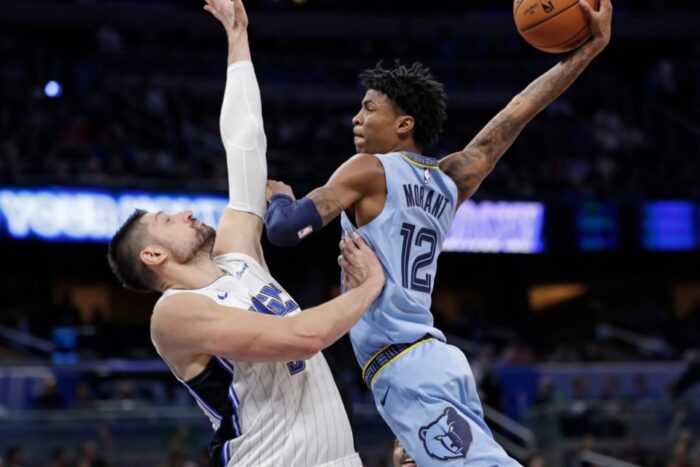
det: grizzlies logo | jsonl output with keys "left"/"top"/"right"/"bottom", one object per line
{"left": 419, "top": 407, "right": 473, "bottom": 461}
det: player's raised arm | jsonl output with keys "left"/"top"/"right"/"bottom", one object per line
{"left": 264, "top": 153, "right": 384, "bottom": 246}
{"left": 440, "top": 0, "right": 612, "bottom": 205}
{"left": 151, "top": 232, "right": 385, "bottom": 362}
{"left": 205, "top": 0, "right": 268, "bottom": 262}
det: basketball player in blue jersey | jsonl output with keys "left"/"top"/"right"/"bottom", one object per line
{"left": 264, "top": 1, "right": 613, "bottom": 464}
{"left": 107, "top": 1, "right": 383, "bottom": 465}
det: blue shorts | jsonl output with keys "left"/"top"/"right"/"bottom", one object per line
{"left": 369, "top": 339, "right": 522, "bottom": 466}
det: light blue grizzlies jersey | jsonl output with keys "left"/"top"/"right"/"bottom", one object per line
{"left": 340, "top": 151, "right": 458, "bottom": 367}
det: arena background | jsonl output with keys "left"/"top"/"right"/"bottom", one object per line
{"left": 1, "top": 0, "right": 700, "bottom": 465}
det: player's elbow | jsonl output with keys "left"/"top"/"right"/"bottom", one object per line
{"left": 265, "top": 218, "right": 302, "bottom": 247}
{"left": 282, "top": 335, "right": 323, "bottom": 361}
{"left": 297, "top": 337, "right": 324, "bottom": 360}
{"left": 288, "top": 319, "right": 326, "bottom": 358}
{"left": 265, "top": 196, "right": 322, "bottom": 247}
{"left": 220, "top": 116, "right": 262, "bottom": 151}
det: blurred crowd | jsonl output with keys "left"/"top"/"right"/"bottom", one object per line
{"left": 2, "top": 2, "right": 700, "bottom": 466}
{"left": 1, "top": 6, "right": 699, "bottom": 199}
{"left": 71, "top": 0, "right": 700, "bottom": 15}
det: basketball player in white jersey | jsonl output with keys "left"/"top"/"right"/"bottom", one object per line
{"left": 107, "top": 1, "right": 384, "bottom": 465}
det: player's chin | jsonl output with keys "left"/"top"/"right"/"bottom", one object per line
{"left": 353, "top": 137, "right": 366, "bottom": 153}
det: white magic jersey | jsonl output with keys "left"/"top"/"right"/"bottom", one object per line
{"left": 153, "top": 252, "right": 360, "bottom": 467}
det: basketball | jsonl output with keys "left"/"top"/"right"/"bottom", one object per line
{"left": 514, "top": 0, "right": 599, "bottom": 53}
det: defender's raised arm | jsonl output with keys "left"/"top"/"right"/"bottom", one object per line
{"left": 205, "top": 0, "right": 269, "bottom": 262}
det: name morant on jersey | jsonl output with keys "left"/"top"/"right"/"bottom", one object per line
{"left": 402, "top": 184, "right": 450, "bottom": 220}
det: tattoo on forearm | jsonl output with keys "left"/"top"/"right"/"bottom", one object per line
{"left": 308, "top": 187, "right": 346, "bottom": 225}
{"left": 443, "top": 47, "right": 593, "bottom": 200}
{"left": 519, "top": 48, "right": 591, "bottom": 107}
{"left": 441, "top": 112, "right": 519, "bottom": 197}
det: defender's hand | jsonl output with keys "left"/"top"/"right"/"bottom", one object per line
{"left": 204, "top": 0, "right": 249, "bottom": 33}
{"left": 266, "top": 180, "right": 296, "bottom": 202}
{"left": 579, "top": 0, "right": 612, "bottom": 53}
{"left": 338, "top": 232, "right": 385, "bottom": 292}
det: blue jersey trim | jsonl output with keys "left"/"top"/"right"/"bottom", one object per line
{"left": 216, "top": 357, "right": 234, "bottom": 373}
{"left": 214, "top": 357, "right": 242, "bottom": 437}
{"left": 399, "top": 151, "right": 439, "bottom": 168}
{"left": 215, "top": 358, "right": 243, "bottom": 437}
{"left": 184, "top": 384, "right": 223, "bottom": 422}
{"left": 222, "top": 439, "right": 231, "bottom": 465}
{"left": 228, "top": 385, "right": 242, "bottom": 436}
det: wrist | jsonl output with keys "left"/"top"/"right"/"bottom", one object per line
{"left": 363, "top": 276, "right": 384, "bottom": 298}
{"left": 227, "top": 29, "right": 249, "bottom": 44}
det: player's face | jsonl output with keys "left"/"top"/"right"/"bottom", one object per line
{"left": 393, "top": 438, "right": 417, "bottom": 467}
{"left": 353, "top": 90, "right": 404, "bottom": 154}
{"left": 144, "top": 210, "right": 216, "bottom": 264}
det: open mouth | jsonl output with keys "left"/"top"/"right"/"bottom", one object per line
{"left": 401, "top": 456, "right": 416, "bottom": 466}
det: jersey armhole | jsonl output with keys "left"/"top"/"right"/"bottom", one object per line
{"left": 354, "top": 154, "right": 393, "bottom": 232}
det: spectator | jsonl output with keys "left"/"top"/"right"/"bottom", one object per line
{"left": 391, "top": 438, "right": 417, "bottom": 467}
{"left": 49, "top": 447, "right": 70, "bottom": 467}
{"left": 4, "top": 446, "right": 25, "bottom": 467}
{"left": 34, "top": 375, "right": 66, "bottom": 410}
{"left": 526, "top": 453, "right": 546, "bottom": 467}
{"left": 77, "top": 441, "right": 107, "bottom": 467}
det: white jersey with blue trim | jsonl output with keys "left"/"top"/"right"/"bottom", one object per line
{"left": 341, "top": 152, "right": 459, "bottom": 368}
{"left": 154, "top": 252, "right": 360, "bottom": 467}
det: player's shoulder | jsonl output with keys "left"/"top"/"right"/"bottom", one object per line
{"left": 345, "top": 152, "right": 382, "bottom": 167}
{"left": 331, "top": 153, "right": 385, "bottom": 188}
{"left": 341, "top": 152, "right": 385, "bottom": 175}
{"left": 153, "top": 291, "right": 209, "bottom": 321}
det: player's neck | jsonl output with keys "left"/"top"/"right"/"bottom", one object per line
{"left": 391, "top": 143, "right": 422, "bottom": 155}
{"left": 163, "top": 257, "right": 225, "bottom": 291}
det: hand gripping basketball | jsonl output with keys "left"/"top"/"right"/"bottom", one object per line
{"left": 514, "top": 0, "right": 612, "bottom": 53}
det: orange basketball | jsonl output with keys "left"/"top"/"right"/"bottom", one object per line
{"left": 514, "top": 0, "right": 599, "bottom": 53}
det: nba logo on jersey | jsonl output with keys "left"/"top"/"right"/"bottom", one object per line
{"left": 423, "top": 168, "right": 432, "bottom": 184}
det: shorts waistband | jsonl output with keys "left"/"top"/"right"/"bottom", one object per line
{"left": 362, "top": 334, "right": 435, "bottom": 387}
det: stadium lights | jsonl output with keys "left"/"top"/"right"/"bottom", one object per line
{"left": 43, "top": 80, "right": 63, "bottom": 98}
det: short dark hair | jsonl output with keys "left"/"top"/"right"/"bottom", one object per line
{"left": 359, "top": 60, "right": 447, "bottom": 149}
{"left": 107, "top": 209, "right": 160, "bottom": 292}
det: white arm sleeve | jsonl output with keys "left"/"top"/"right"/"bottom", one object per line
{"left": 220, "top": 61, "right": 268, "bottom": 219}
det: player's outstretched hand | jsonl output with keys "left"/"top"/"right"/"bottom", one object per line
{"left": 204, "top": 0, "right": 249, "bottom": 34}
{"left": 579, "top": 0, "right": 612, "bottom": 52}
{"left": 266, "top": 180, "right": 296, "bottom": 202}
{"left": 339, "top": 232, "right": 385, "bottom": 293}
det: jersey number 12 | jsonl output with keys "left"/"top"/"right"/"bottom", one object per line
{"left": 399, "top": 223, "right": 437, "bottom": 294}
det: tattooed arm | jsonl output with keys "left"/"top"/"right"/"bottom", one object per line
{"left": 266, "top": 153, "right": 385, "bottom": 227}
{"left": 440, "top": 0, "right": 612, "bottom": 205}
